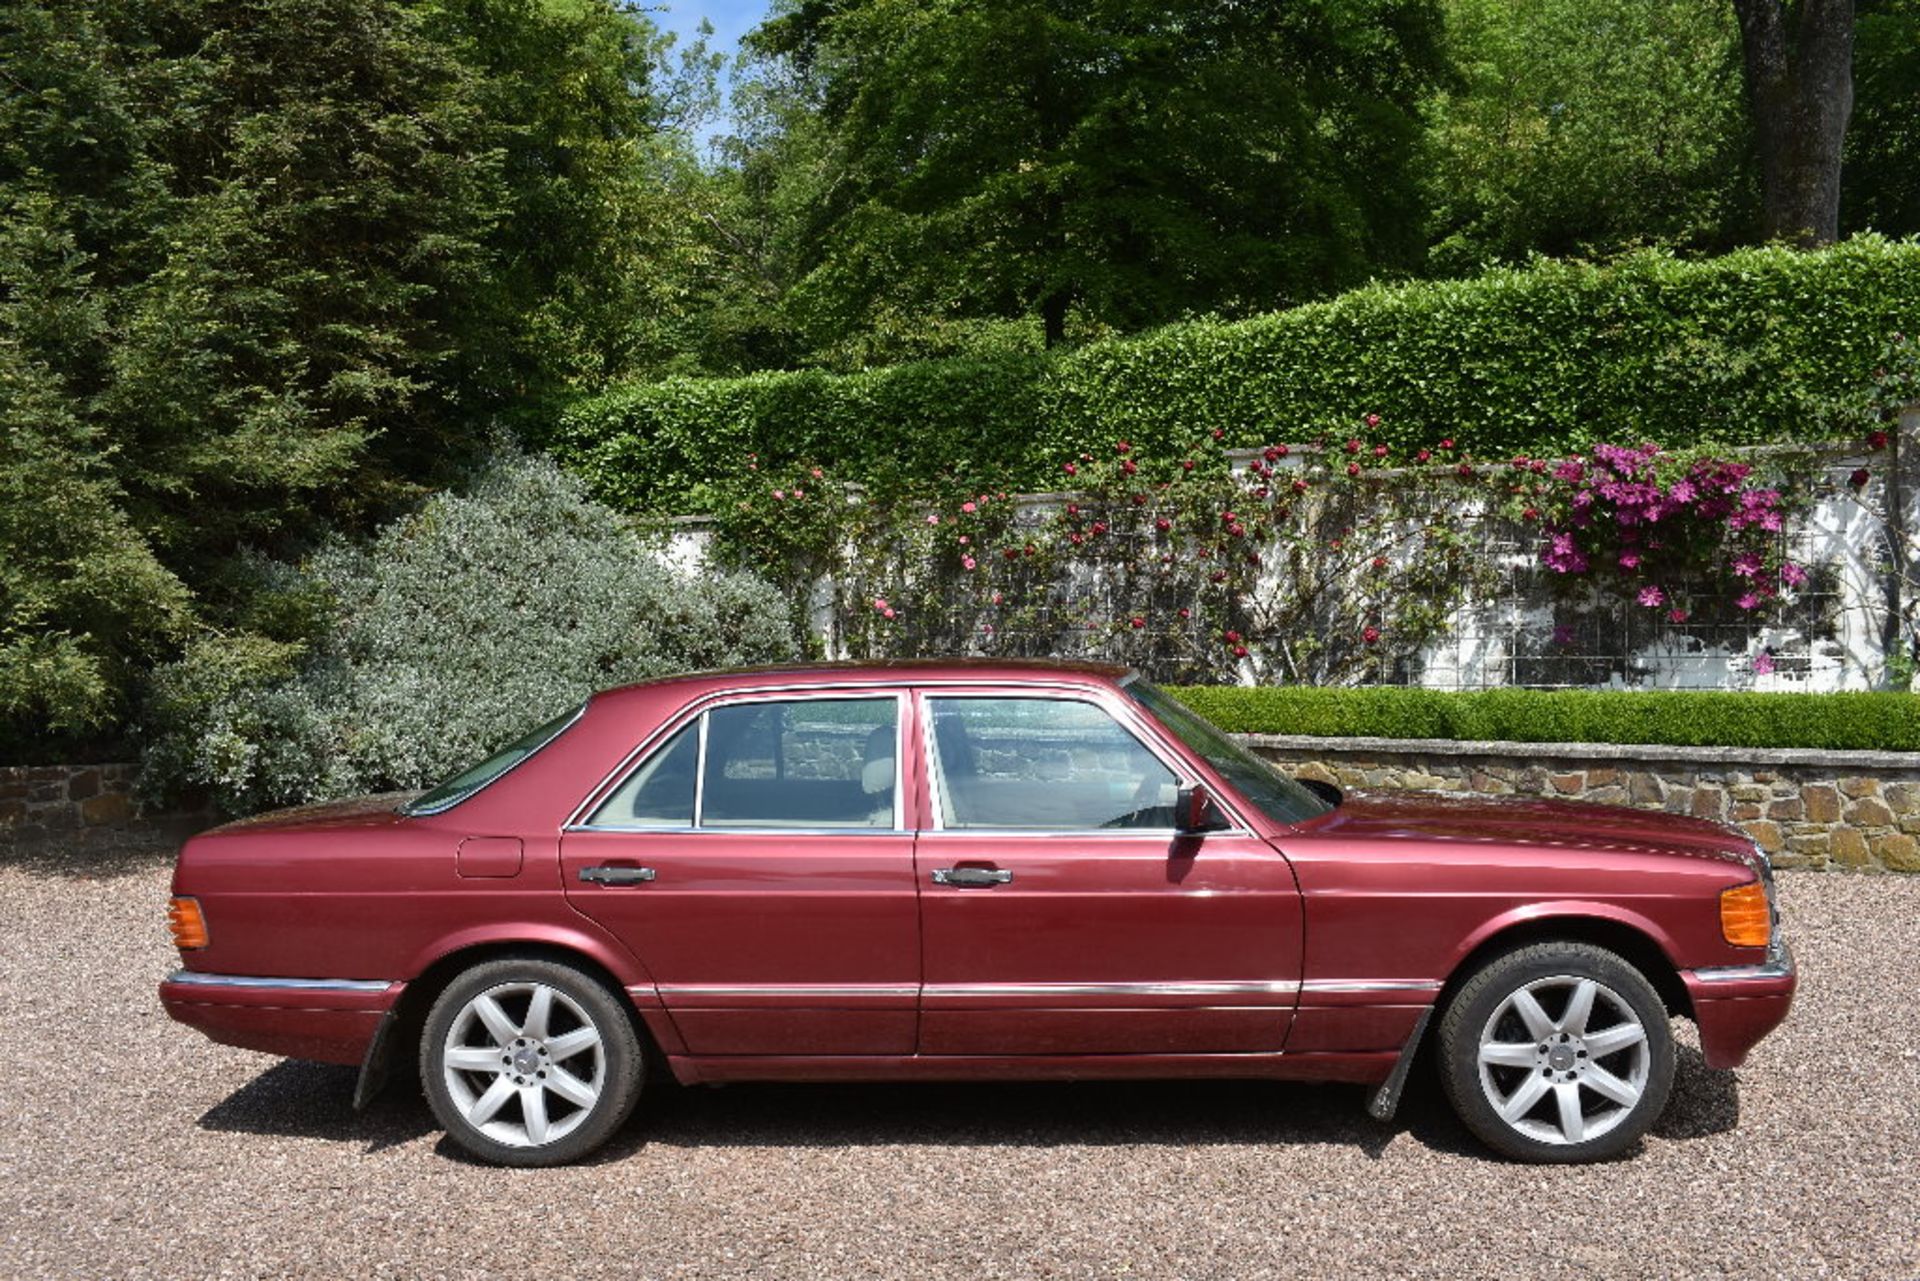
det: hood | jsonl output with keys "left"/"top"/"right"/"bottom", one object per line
{"left": 1293, "top": 789, "right": 1758, "bottom": 868}
{"left": 204, "top": 791, "right": 422, "bottom": 836}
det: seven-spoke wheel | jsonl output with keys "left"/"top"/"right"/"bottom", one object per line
{"left": 1439, "top": 942, "right": 1673, "bottom": 1162}
{"left": 422, "top": 958, "right": 643, "bottom": 1167}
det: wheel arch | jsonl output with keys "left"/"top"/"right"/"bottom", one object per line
{"left": 357, "top": 936, "right": 674, "bottom": 1109}
{"left": 1439, "top": 910, "right": 1693, "bottom": 1022}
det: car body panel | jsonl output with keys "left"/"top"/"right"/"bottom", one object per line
{"left": 161, "top": 660, "right": 1795, "bottom": 1098}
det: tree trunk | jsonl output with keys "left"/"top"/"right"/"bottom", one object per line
{"left": 1731, "top": 0, "right": 1855, "bottom": 246}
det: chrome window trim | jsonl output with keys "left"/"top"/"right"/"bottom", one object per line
{"left": 574, "top": 689, "right": 906, "bottom": 834}
{"left": 566, "top": 824, "right": 912, "bottom": 838}
{"left": 917, "top": 691, "right": 1253, "bottom": 837}
{"left": 166, "top": 970, "right": 392, "bottom": 994}
{"left": 1298, "top": 979, "right": 1443, "bottom": 994}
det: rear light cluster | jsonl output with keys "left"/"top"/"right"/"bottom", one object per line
{"left": 167, "top": 896, "right": 208, "bottom": 950}
{"left": 1718, "top": 882, "right": 1771, "bottom": 948}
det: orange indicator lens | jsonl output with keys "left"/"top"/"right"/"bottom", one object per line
{"left": 1719, "top": 882, "right": 1770, "bottom": 948}
{"left": 167, "top": 896, "right": 209, "bottom": 950}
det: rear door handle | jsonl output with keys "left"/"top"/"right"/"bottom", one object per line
{"left": 932, "top": 867, "right": 1012, "bottom": 888}
{"left": 580, "top": 865, "right": 657, "bottom": 886}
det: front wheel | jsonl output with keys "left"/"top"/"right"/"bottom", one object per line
{"left": 1437, "top": 941, "right": 1674, "bottom": 1163}
{"left": 421, "top": 957, "right": 644, "bottom": 1167}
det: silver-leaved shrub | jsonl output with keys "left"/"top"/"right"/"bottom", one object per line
{"left": 142, "top": 449, "right": 795, "bottom": 815}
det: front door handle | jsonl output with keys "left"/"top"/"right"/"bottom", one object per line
{"left": 932, "top": 867, "right": 1012, "bottom": 888}
{"left": 580, "top": 865, "right": 657, "bottom": 886}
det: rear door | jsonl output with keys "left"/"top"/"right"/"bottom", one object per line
{"left": 561, "top": 691, "right": 919, "bottom": 1056}
{"left": 912, "top": 688, "right": 1302, "bottom": 1056}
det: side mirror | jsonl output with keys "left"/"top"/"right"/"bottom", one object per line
{"left": 1176, "top": 784, "right": 1231, "bottom": 834}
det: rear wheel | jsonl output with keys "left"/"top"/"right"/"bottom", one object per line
{"left": 420, "top": 957, "right": 643, "bottom": 1167}
{"left": 1437, "top": 941, "right": 1673, "bottom": 1163}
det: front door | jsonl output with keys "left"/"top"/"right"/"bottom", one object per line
{"left": 561, "top": 693, "right": 919, "bottom": 1056}
{"left": 913, "top": 691, "right": 1302, "bottom": 1056}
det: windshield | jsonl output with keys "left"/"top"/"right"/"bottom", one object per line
{"left": 1124, "top": 680, "right": 1334, "bottom": 826}
{"left": 399, "top": 703, "right": 584, "bottom": 816}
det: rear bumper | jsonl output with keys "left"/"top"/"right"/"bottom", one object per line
{"left": 1680, "top": 945, "right": 1796, "bottom": 1070}
{"left": 160, "top": 970, "right": 402, "bottom": 1066}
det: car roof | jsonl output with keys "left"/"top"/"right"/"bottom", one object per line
{"left": 593, "top": 658, "right": 1132, "bottom": 704}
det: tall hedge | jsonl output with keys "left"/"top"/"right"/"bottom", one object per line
{"left": 550, "top": 236, "right": 1920, "bottom": 510}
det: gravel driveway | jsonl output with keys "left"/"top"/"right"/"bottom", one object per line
{"left": 3, "top": 841, "right": 1916, "bottom": 1281}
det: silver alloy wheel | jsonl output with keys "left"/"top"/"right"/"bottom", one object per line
{"left": 441, "top": 981, "right": 607, "bottom": 1148}
{"left": 1475, "top": 974, "right": 1651, "bottom": 1146}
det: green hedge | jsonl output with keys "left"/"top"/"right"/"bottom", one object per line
{"left": 550, "top": 236, "right": 1920, "bottom": 510}
{"left": 1167, "top": 685, "right": 1920, "bottom": 753}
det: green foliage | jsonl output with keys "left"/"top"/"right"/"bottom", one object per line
{"left": 1425, "top": 0, "right": 1753, "bottom": 272}
{"left": 0, "top": 0, "right": 699, "bottom": 752}
{"left": 1168, "top": 685, "right": 1920, "bottom": 752}
{"left": 552, "top": 237, "right": 1920, "bottom": 508}
{"left": 1846, "top": 0, "right": 1920, "bottom": 239}
{"left": 736, "top": 0, "right": 1447, "bottom": 350}
{"left": 141, "top": 451, "right": 796, "bottom": 815}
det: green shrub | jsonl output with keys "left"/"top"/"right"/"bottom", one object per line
{"left": 550, "top": 237, "right": 1920, "bottom": 510}
{"left": 141, "top": 450, "right": 796, "bottom": 815}
{"left": 1168, "top": 685, "right": 1920, "bottom": 752}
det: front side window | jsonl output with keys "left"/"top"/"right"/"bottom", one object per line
{"left": 586, "top": 696, "right": 899, "bottom": 830}
{"left": 926, "top": 697, "right": 1179, "bottom": 830}
{"left": 1124, "top": 679, "right": 1333, "bottom": 825}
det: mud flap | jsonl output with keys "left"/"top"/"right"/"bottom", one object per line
{"left": 1366, "top": 1005, "right": 1433, "bottom": 1122}
{"left": 352, "top": 1009, "right": 398, "bottom": 1111}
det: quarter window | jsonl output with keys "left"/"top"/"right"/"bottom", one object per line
{"left": 586, "top": 697, "right": 900, "bottom": 830}
{"left": 925, "top": 697, "right": 1179, "bottom": 830}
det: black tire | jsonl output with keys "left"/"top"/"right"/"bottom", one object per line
{"left": 420, "top": 956, "right": 644, "bottom": 1167}
{"left": 1437, "top": 941, "right": 1674, "bottom": 1163}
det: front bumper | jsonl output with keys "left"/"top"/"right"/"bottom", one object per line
{"left": 1680, "top": 943, "right": 1796, "bottom": 1070}
{"left": 160, "top": 970, "right": 402, "bottom": 1066}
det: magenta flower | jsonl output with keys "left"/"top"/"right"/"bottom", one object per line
{"left": 1736, "top": 592, "right": 1761, "bottom": 611}
{"left": 961, "top": 555, "right": 976, "bottom": 571}
{"left": 1618, "top": 551, "right": 1641, "bottom": 570}
{"left": 1668, "top": 607, "right": 1689, "bottom": 624}
{"left": 1780, "top": 561, "right": 1808, "bottom": 587}
{"left": 1753, "top": 652, "right": 1775, "bottom": 676}
{"left": 961, "top": 501, "right": 977, "bottom": 514}
{"left": 1552, "top": 624, "right": 1577, "bottom": 647}
{"left": 925, "top": 514, "right": 940, "bottom": 526}
{"left": 1637, "top": 585, "right": 1665, "bottom": 608}
{"left": 1730, "top": 551, "right": 1764, "bottom": 579}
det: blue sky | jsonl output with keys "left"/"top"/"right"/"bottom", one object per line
{"left": 650, "top": 0, "right": 775, "bottom": 146}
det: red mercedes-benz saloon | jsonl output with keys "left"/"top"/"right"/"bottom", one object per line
{"left": 161, "top": 662, "right": 1794, "bottom": 1165}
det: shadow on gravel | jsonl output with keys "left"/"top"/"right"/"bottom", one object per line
{"left": 1652, "top": 1045, "right": 1740, "bottom": 1140}
{"left": 199, "top": 1060, "right": 434, "bottom": 1153}
{"left": 202, "top": 1034, "right": 1737, "bottom": 1164}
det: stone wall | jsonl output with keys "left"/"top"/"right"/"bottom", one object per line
{"left": 1243, "top": 735, "right": 1920, "bottom": 872}
{"left": 0, "top": 764, "right": 210, "bottom": 850}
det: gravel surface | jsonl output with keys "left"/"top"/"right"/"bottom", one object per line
{"left": 3, "top": 842, "right": 1916, "bottom": 1281}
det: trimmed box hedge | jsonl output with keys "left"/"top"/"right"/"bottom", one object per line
{"left": 1166, "top": 685, "right": 1920, "bottom": 753}
{"left": 551, "top": 236, "right": 1920, "bottom": 510}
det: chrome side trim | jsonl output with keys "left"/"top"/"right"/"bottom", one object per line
{"left": 165, "top": 970, "right": 393, "bottom": 994}
{"left": 923, "top": 980, "right": 1299, "bottom": 999}
{"left": 1299, "top": 979, "right": 1443, "bottom": 995}
{"left": 662, "top": 984, "right": 917, "bottom": 998}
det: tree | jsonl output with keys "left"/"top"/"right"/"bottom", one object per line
{"left": 740, "top": 0, "right": 1449, "bottom": 352}
{"left": 1424, "top": 0, "right": 1753, "bottom": 273}
{"left": 1843, "top": 0, "right": 1920, "bottom": 236}
{"left": 1730, "top": 0, "right": 1855, "bottom": 245}
{"left": 0, "top": 0, "right": 692, "bottom": 750}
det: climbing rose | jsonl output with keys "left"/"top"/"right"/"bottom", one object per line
{"left": 1868, "top": 429, "right": 1889, "bottom": 450}
{"left": 1347, "top": 462, "right": 1362, "bottom": 477}
{"left": 961, "top": 501, "right": 976, "bottom": 513}
{"left": 1362, "top": 626, "right": 1381, "bottom": 644}
{"left": 1668, "top": 607, "right": 1689, "bottom": 624}
{"left": 1232, "top": 644, "right": 1249, "bottom": 658}
{"left": 1365, "top": 413, "right": 1381, "bottom": 428}
{"left": 1850, "top": 468, "right": 1871, "bottom": 488}
{"left": 1130, "top": 616, "right": 1145, "bottom": 629}
{"left": 1416, "top": 449, "right": 1432, "bottom": 463}
{"left": 1345, "top": 439, "right": 1362, "bottom": 454}
{"left": 961, "top": 556, "right": 976, "bottom": 571}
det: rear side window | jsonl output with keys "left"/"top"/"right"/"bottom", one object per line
{"left": 400, "top": 704, "right": 583, "bottom": 816}
{"left": 584, "top": 696, "right": 900, "bottom": 831}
